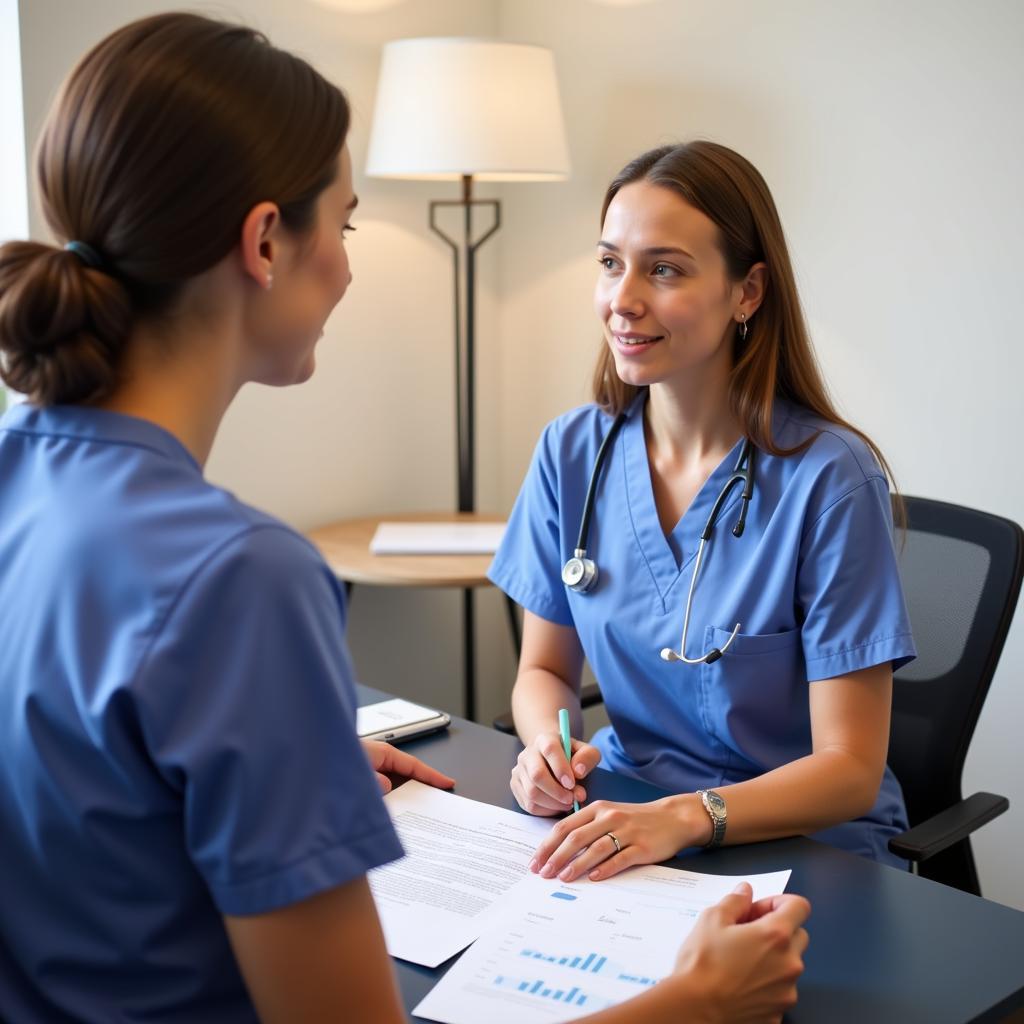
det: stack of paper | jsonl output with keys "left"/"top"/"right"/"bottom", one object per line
{"left": 369, "top": 782, "right": 791, "bottom": 1023}
{"left": 370, "top": 522, "right": 507, "bottom": 555}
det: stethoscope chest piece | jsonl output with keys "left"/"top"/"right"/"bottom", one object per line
{"left": 562, "top": 551, "right": 598, "bottom": 592}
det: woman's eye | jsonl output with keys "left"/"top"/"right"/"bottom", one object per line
{"left": 342, "top": 223, "right": 356, "bottom": 237}
{"left": 652, "top": 263, "right": 678, "bottom": 278}
{"left": 598, "top": 256, "right": 617, "bottom": 270}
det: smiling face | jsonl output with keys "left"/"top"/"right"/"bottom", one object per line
{"left": 594, "top": 180, "right": 747, "bottom": 394}
{"left": 246, "top": 145, "right": 357, "bottom": 387}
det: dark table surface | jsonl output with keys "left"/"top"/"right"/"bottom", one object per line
{"left": 357, "top": 685, "right": 1024, "bottom": 1023}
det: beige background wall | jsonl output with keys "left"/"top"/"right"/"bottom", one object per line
{"left": 492, "top": 0, "right": 1024, "bottom": 912}
{"left": 14, "top": 0, "right": 1024, "bottom": 910}
{"left": 16, "top": 0, "right": 517, "bottom": 739}
{"left": 1, "top": 0, "right": 27, "bottom": 243}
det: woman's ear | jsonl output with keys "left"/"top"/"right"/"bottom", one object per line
{"left": 240, "top": 202, "right": 281, "bottom": 291}
{"left": 738, "top": 261, "right": 768, "bottom": 319}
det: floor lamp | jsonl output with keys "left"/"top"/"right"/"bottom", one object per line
{"left": 366, "top": 37, "right": 570, "bottom": 719}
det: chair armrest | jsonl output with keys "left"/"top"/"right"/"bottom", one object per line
{"left": 888, "top": 791, "right": 1009, "bottom": 862}
{"left": 491, "top": 684, "right": 605, "bottom": 735}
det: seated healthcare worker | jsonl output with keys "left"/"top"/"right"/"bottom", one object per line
{"left": 490, "top": 140, "right": 917, "bottom": 883}
{"left": 0, "top": 13, "right": 811, "bottom": 1024}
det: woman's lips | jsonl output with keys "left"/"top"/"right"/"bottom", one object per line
{"left": 613, "top": 332, "right": 663, "bottom": 354}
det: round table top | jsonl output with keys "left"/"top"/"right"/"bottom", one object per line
{"left": 305, "top": 511, "right": 506, "bottom": 588}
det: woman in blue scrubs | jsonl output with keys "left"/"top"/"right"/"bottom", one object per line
{"left": 0, "top": 15, "right": 810, "bottom": 1024}
{"left": 490, "top": 141, "right": 916, "bottom": 883}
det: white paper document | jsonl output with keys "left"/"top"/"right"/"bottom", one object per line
{"left": 414, "top": 864, "right": 792, "bottom": 1023}
{"left": 368, "top": 781, "right": 552, "bottom": 967}
{"left": 369, "top": 521, "right": 507, "bottom": 555}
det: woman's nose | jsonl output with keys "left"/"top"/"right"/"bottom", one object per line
{"left": 610, "top": 273, "right": 644, "bottom": 319}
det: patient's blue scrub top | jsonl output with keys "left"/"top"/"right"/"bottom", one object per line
{"left": 0, "top": 404, "right": 403, "bottom": 1023}
{"left": 489, "top": 396, "right": 916, "bottom": 867}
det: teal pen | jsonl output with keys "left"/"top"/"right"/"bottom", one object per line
{"left": 558, "top": 708, "right": 580, "bottom": 813}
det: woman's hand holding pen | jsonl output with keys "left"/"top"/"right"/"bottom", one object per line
{"left": 362, "top": 740, "right": 455, "bottom": 795}
{"left": 510, "top": 732, "right": 602, "bottom": 816}
{"left": 529, "top": 794, "right": 712, "bottom": 881}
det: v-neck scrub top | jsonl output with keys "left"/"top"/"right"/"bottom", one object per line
{"left": 0, "top": 404, "right": 403, "bottom": 1023}
{"left": 489, "top": 396, "right": 917, "bottom": 867}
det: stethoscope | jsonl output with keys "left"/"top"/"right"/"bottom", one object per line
{"left": 561, "top": 411, "right": 756, "bottom": 665}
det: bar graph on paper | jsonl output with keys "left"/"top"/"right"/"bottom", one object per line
{"left": 414, "top": 868, "right": 792, "bottom": 1023}
{"left": 444, "top": 929, "right": 662, "bottom": 1020}
{"left": 517, "top": 946, "right": 655, "bottom": 986}
{"left": 483, "top": 945, "right": 657, "bottom": 1013}
{"left": 491, "top": 974, "right": 609, "bottom": 1011}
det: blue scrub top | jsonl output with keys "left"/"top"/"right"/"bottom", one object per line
{"left": 489, "top": 395, "right": 916, "bottom": 867}
{"left": 0, "top": 404, "right": 403, "bottom": 1023}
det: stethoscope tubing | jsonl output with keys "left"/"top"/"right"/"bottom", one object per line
{"left": 573, "top": 412, "right": 627, "bottom": 555}
{"left": 563, "top": 407, "right": 756, "bottom": 665}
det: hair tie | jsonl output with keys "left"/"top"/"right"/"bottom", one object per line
{"left": 64, "top": 240, "right": 108, "bottom": 273}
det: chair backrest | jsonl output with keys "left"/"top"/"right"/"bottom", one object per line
{"left": 889, "top": 496, "right": 1024, "bottom": 830}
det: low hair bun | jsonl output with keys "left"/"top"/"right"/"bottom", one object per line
{"left": 0, "top": 240, "right": 132, "bottom": 405}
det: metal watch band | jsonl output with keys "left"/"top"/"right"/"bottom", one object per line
{"left": 697, "top": 788, "right": 727, "bottom": 848}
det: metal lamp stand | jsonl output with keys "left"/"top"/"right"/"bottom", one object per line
{"left": 428, "top": 175, "right": 500, "bottom": 722}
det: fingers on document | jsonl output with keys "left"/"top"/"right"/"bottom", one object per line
{"left": 585, "top": 838, "right": 646, "bottom": 881}
{"left": 712, "top": 884, "right": 755, "bottom": 924}
{"left": 533, "top": 803, "right": 631, "bottom": 878}
{"left": 530, "top": 803, "right": 595, "bottom": 867}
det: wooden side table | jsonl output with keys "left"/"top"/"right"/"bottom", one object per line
{"left": 305, "top": 512, "right": 520, "bottom": 721}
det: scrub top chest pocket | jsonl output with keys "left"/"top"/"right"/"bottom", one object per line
{"left": 699, "top": 626, "right": 808, "bottom": 776}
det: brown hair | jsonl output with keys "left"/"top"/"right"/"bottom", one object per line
{"left": 592, "top": 141, "right": 902, "bottom": 515}
{"left": 0, "top": 12, "right": 350, "bottom": 405}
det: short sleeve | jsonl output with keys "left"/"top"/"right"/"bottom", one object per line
{"left": 798, "top": 476, "right": 917, "bottom": 681}
{"left": 488, "top": 423, "right": 574, "bottom": 626}
{"left": 133, "top": 526, "right": 403, "bottom": 915}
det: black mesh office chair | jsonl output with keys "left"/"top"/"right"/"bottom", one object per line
{"left": 493, "top": 495, "right": 1023, "bottom": 897}
{"left": 885, "top": 496, "right": 1022, "bottom": 895}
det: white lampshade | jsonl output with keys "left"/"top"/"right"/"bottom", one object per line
{"left": 366, "top": 37, "right": 570, "bottom": 182}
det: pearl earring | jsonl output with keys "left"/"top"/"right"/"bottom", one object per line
{"left": 265, "top": 274, "right": 274, "bottom": 291}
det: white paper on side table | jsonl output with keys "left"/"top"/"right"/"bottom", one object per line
{"left": 413, "top": 864, "right": 792, "bottom": 1024}
{"left": 368, "top": 781, "right": 552, "bottom": 967}
{"left": 369, "top": 522, "right": 506, "bottom": 555}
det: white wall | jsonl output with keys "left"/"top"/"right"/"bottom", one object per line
{"left": 496, "top": 0, "right": 1024, "bottom": 911}
{"left": 17, "top": 0, "right": 514, "bottom": 724}
{"left": 1, "top": 0, "right": 27, "bottom": 413}
{"left": 17, "top": 0, "right": 1024, "bottom": 910}
{"left": 1, "top": 0, "right": 27, "bottom": 244}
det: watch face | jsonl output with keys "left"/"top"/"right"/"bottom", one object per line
{"left": 707, "top": 792, "right": 726, "bottom": 817}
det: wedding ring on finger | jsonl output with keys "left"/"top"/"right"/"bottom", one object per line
{"left": 606, "top": 831, "right": 621, "bottom": 854}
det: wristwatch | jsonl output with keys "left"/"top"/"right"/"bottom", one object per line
{"left": 696, "top": 789, "right": 727, "bottom": 848}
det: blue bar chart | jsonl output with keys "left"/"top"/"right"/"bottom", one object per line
{"left": 493, "top": 974, "right": 605, "bottom": 1009}
{"left": 518, "top": 945, "right": 655, "bottom": 987}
